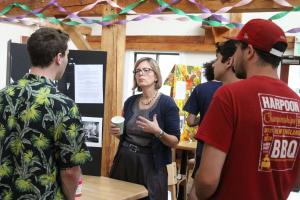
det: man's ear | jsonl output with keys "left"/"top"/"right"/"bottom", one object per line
{"left": 226, "top": 57, "right": 234, "bottom": 69}
{"left": 54, "top": 53, "right": 63, "bottom": 65}
{"left": 246, "top": 44, "right": 255, "bottom": 59}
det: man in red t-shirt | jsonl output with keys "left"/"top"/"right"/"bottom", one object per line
{"left": 194, "top": 19, "right": 300, "bottom": 200}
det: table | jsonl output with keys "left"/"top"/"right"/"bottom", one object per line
{"left": 177, "top": 140, "right": 197, "bottom": 151}
{"left": 176, "top": 141, "right": 197, "bottom": 175}
{"left": 81, "top": 176, "right": 148, "bottom": 200}
{"left": 176, "top": 141, "right": 197, "bottom": 200}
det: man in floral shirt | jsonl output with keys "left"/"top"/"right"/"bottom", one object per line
{"left": 0, "top": 28, "right": 91, "bottom": 200}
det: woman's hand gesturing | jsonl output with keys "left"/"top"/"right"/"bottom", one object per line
{"left": 136, "top": 114, "right": 161, "bottom": 136}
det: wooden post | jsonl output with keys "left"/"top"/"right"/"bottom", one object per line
{"left": 100, "top": 4, "right": 126, "bottom": 176}
{"left": 229, "top": 13, "right": 242, "bottom": 37}
{"left": 280, "top": 64, "right": 290, "bottom": 83}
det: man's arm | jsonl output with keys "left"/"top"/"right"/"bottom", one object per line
{"left": 60, "top": 166, "right": 81, "bottom": 200}
{"left": 186, "top": 113, "right": 200, "bottom": 127}
{"left": 195, "top": 143, "right": 226, "bottom": 199}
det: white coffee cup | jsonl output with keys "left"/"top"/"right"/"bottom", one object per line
{"left": 111, "top": 116, "right": 125, "bottom": 135}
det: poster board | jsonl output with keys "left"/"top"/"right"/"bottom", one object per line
{"left": 7, "top": 41, "right": 106, "bottom": 176}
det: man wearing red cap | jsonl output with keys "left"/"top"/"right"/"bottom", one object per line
{"left": 194, "top": 18, "right": 300, "bottom": 199}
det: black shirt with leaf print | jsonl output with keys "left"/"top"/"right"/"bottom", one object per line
{"left": 0, "top": 74, "right": 91, "bottom": 200}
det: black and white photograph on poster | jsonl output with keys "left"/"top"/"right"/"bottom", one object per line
{"left": 82, "top": 117, "right": 102, "bottom": 147}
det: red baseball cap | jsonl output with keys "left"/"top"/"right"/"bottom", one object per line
{"left": 227, "top": 19, "right": 287, "bottom": 57}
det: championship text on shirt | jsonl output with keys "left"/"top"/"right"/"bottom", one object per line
{"left": 259, "top": 93, "right": 300, "bottom": 171}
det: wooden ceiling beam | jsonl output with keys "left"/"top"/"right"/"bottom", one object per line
{"left": 126, "top": 43, "right": 216, "bottom": 52}
{"left": 125, "top": 35, "right": 213, "bottom": 52}
{"left": 87, "top": 35, "right": 205, "bottom": 43}
{"left": 39, "top": 21, "right": 92, "bottom": 50}
{"left": 62, "top": 25, "right": 92, "bottom": 50}
{"left": 202, "top": 14, "right": 241, "bottom": 44}
{"left": 88, "top": 35, "right": 218, "bottom": 52}
{"left": 1, "top": 0, "right": 300, "bottom": 17}
{"left": 77, "top": 26, "right": 92, "bottom": 36}
{"left": 86, "top": 35, "right": 295, "bottom": 52}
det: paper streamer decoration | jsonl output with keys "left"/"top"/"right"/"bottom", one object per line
{"left": 273, "top": 0, "right": 293, "bottom": 7}
{"left": 187, "top": 0, "right": 248, "bottom": 28}
{"left": 0, "top": 0, "right": 300, "bottom": 33}
{"left": 268, "top": 4, "right": 300, "bottom": 33}
{"left": 0, "top": 0, "right": 144, "bottom": 26}
{"left": 155, "top": 0, "right": 238, "bottom": 28}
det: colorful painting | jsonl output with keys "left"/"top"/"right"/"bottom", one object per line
{"left": 164, "top": 64, "right": 202, "bottom": 141}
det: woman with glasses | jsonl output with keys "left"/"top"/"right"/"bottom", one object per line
{"left": 110, "top": 57, "right": 180, "bottom": 200}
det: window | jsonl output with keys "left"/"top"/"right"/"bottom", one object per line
{"left": 134, "top": 52, "right": 180, "bottom": 95}
{"left": 288, "top": 65, "right": 300, "bottom": 96}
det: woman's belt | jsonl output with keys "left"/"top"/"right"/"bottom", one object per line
{"left": 122, "top": 141, "right": 152, "bottom": 154}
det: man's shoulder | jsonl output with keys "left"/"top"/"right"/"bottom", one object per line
{"left": 194, "top": 81, "right": 222, "bottom": 92}
{"left": 221, "top": 79, "right": 248, "bottom": 90}
{"left": 196, "top": 81, "right": 221, "bottom": 88}
{"left": 0, "top": 83, "right": 20, "bottom": 99}
{"left": 213, "top": 81, "right": 242, "bottom": 99}
{"left": 54, "top": 90, "right": 76, "bottom": 105}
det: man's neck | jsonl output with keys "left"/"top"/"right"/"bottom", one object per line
{"left": 246, "top": 65, "right": 279, "bottom": 80}
{"left": 221, "top": 72, "right": 240, "bottom": 85}
{"left": 30, "top": 66, "right": 56, "bottom": 81}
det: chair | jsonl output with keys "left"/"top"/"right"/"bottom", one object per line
{"left": 167, "top": 148, "right": 188, "bottom": 200}
{"left": 167, "top": 162, "right": 178, "bottom": 200}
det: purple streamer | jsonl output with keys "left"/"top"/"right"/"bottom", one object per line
{"left": 110, "top": 0, "right": 181, "bottom": 25}
{"left": 287, "top": 28, "right": 300, "bottom": 33}
{"left": 187, "top": 0, "right": 244, "bottom": 28}
{"left": 3, "top": 0, "right": 298, "bottom": 32}
{"left": 14, "top": 0, "right": 57, "bottom": 20}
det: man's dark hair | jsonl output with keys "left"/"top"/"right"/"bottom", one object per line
{"left": 216, "top": 40, "right": 237, "bottom": 63}
{"left": 203, "top": 60, "right": 215, "bottom": 81}
{"left": 239, "top": 41, "right": 287, "bottom": 68}
{"left": 27, "top": 28, "right": 69, "bottom": 68}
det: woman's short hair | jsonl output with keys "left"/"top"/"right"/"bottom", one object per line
{"left": 132, "top": 57, "right": 162, "bottom": 92}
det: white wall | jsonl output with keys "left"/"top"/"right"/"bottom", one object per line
{"left": 243, "top": 12, "right": 300, "bottom": 36}
{"left": 0, "top": 22, "right": 36, "bottom": 89}
{"left": 85, "top": 14, "right": 209, "bottom": 36}
{"left": 0, "top": 22, "right": 77, "bottom": 90}
{"left": 126, "top": 14, "right": 206, "bottom": 36}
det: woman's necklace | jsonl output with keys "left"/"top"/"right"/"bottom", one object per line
{"left": 141, "top": 91, "right": 158, "bottom": 105}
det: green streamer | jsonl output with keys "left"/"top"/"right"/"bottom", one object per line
{"left": 156, "top": 0, "right": 237, "bottom": 28}
{"left": 0, "top": 4, "right": 13, "bottom": 16}
{"left": 0, "top": 1, "right": 145, "bottom": 26}
{"left": 4, "top": 0, "right": 300, "bottom": 28}
{"left": 101, "top": 0, "right": 145, "bottom": 22}
{"left": 269, "top": 5, "right": 300, "bottom": 20}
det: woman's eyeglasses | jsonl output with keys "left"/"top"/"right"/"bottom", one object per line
{"left": 133, "top": 68, "right": 153, "bottom": 76}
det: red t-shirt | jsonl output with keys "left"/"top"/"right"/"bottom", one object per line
{"left": 196, "top": 76, "right": 300, "bottom": 200}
